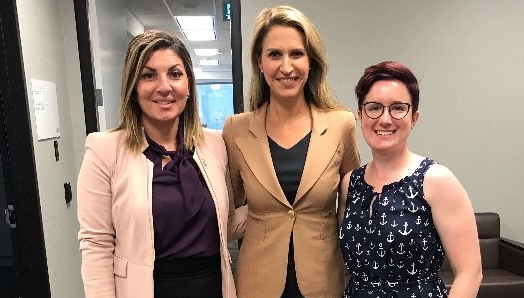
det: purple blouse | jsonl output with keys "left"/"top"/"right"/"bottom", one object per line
{"left": 143, "top": 133, "right": 219, "bottom": 260}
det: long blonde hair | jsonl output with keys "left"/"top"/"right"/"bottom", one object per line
{"left": 114, "top": 29, "right": 203, "bottom": 151}
{"left": 248, "top": 5, "right": 343, "bottom": 111}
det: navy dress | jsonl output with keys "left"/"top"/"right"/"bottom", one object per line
{"left": 339, "top": 158, "right": 448, "bottom": 298}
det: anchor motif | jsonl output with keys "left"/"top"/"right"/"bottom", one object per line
{"left": 415, "top": 216, "right": 421, "bottom": 225}
{"left": 378, "top": 249, "right": 385, "bottom": 257}
{"left": 397, "top": 261, "right": 404, "bottom": 268}
{"left": 371, "top": 281, "right": 381, "bottom": 287}
{"left": 398, "top": 222, "right": 413, "bottom": 235}
{"left": 380, "top": 213, "right": 387, "bottom": 225}
{"left": 391, "top": 220, "right": 398, "bottom": 227}
{"left": 406, "top": 185, "right": 418, "bottom": 199}
{"left": 411, "top": 293, "right": 417, "bottom": 298}
{"left": 387, "top": 281, "right": 398, "bottom": 287}
{"left": 380, "top": 197, "right": 389, "bottom": 206}
{"left": 355, "top": 224, "right": 361, "bottom": 231}
{"left": 407, "top": 262, "right": 417, "bottom": 275}
{"left": 397, "top": 243, "right": 406, "bottom": 254}
{"left": 356, "top": 259, "right": 361, "bottom": 267}
{"left": 352, "top": 196, "right": 359, "bottom": 204}
{"left": 372, "top": 261, "right": 379, "bottom": 270}
{"left": 424, "top": 219, "right": 430, "bottom": 226}
{"left": 408, "top": 202, "right": 419, "bottom": 213}
{"left": 422, "top": 238, "right": 429, "bottom": 251}
{"left": 356, "top": 243, "right": 363, "bottom": 255}
{"left": 390, "top": 206, "right": 396, "bottom": 211}
{"left": 369, "top": 242, "right": 375, "bottom": 250}
{"left": 387, "top": 232, "right": 395, "bottom": 243}
{"left": 365, "top": 224, "right": 376, "bottom": 234}
{"left": 400, "top": 211, "right": 404, "bottom": 217}
{"left": 346, "top": 222, "right": 352, "bottom": 229}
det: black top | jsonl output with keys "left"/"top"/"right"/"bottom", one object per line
{"left": 268, "top": 132, "right": 311, "bottom": 205}
{"left": 268, "top": 131, "right": 311, "bottom": 270}
{"left": 143, "top": 132, "right": 219, "bottom": 260}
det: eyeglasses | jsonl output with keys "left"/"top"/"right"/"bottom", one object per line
{"left": 361, "top": 102, "right": 412, "bottom": 120}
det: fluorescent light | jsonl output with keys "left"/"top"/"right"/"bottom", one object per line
{"left": 199, "top": 59, "right": 219, "bottom": 66}
{"left": 183, "top": 30, "right": 216, "bottom": 41}
{"left": 176, "top": 16, "right": 214, "bottom": 30}
{"left": 194, "top": 49, "right": 220, "bottom": 56}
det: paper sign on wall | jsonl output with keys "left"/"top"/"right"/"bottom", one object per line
{"left": 31, "top": 79, "right": 61, "bottom": 140}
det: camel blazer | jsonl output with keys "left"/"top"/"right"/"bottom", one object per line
{"left": 77, "top": 128, "right": 246, "bottom": 298}
{"left": 222, "top": 103, "right": 360, "bottom": 298}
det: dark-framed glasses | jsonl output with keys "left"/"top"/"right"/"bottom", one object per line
{"left": 361, "top": 102, "right": 412, "bottom": 120}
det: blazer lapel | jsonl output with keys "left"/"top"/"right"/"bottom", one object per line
{"left": 295, "top": 105, "right": 340, "bottom": 204}
{"left": 235, "top": 103, "right": 289, "bottom": 207}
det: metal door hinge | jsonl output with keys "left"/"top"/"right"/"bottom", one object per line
{"left": 4, "top": 204, "right": 16, "bottom": 228}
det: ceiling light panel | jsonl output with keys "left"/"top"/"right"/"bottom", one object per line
{"left": 199, "top": 59, "right": 219, "bottom": 66}
{"left": 194, "top": 49, "right": 220, "bottom": 56}
{"left": 176, "top": 16, "right": 214, "bottom": 30}
{"left": 183, "top": 30, "right": 216, "bottom": 41}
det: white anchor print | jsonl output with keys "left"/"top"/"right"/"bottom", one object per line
{"left": 372, "top": 261, "right": 379, "bottom": 270}
{"left": 356, "top": 243, "right": 363, "bottom": 255}
{"left": 387, "top": 281, "right": 398, "bottom": 287}
{"left": 387, "top": 232, "right": 395, "bottom": 243}
{"left": 422, "top": 238, "right": 429, "bottom": 251}
{"left": 399, "top": 222, "right": 413, "bottom": 235}
{"left": 397, "top": 243, "right": 406, "bottom": 255}
{"left": 380, "top": 196, "right": 389, "bottom": 206}
{"left": 415, "top": 216, "right": 421, "bottom": 225}
{"left": 407, "top": 262, "right": 417, "bottom": 275}
{"left": 406, "top": 185, "right": 418, "bottom": 199}
{"left": 380, "top": 213, "right": 387, "bottom": 225}
{"left": 391, "top": 220, "right": 398, "bottom": 227}
{"left": 408, "top": 201, "right": 419, "bottom": 213}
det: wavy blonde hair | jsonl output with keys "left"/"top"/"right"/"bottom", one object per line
{"left": 114, "top": 29, "right": 203, "bottom": 151}
{"left": 248, "top": 5, "right": 343, "bottom": 111}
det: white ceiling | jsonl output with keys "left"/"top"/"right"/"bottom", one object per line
{"left": 124, "top": 0, "right": 233, "bottom": 80}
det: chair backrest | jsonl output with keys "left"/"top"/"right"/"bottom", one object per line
{"left": 440, "top": 212, "right": 500, "bottom": 271}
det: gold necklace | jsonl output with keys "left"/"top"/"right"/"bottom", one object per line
{"left": 165, "top": 140, "right": 177, "bottom": 151}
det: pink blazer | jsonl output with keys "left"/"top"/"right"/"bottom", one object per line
{"left": 77, "top": 128, "right": 246, "bottom": 298}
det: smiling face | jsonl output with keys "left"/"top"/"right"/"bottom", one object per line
{"left": 136, "top": 48, "right": 189, "bottom": 128}
{"left": 359, "top": 80, "right": 419, "bottom": 154}
{"left": 258, "top": 25, "right": 310, "bottom": 103}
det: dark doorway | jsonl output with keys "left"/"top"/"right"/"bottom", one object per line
{"left": 0, "top": 1, "right": 51, "bottom": 297}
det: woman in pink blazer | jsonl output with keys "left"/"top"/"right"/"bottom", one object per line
{"left": 77, "top": 30, "right": 246, "bottom": 298}
{"left": 222, "top": 6, "right": 360, "bottom": 298}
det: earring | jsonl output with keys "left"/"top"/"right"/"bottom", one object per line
{"left": 187, "top": 94, "right": 190, "bottom": 99}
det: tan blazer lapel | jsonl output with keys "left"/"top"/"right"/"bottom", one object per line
{"left": 295, "top": 105, "right": 340, "bottom": 204}
{"left": 235, "top": 103, "right": 289, "bottom": 207}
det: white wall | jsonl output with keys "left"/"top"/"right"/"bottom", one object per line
{"left": 15, "top": 0, "right": 86, "bottom": 296}
{"left": 241, "top": 0, "right": 524, "bottom": 242}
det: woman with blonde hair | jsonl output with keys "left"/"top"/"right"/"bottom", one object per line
{"left": 223, "top": 5, "right": 360, "bottom": 298}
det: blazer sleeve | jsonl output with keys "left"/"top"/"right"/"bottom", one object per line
{"left": 222, "top": 115, "right": 247, "bottom": 209}
{"left": 340, "top": 111, "right": 361, "bottom": 176}
{"left": 77, "top": 133, "right": 116, "bottom": 298}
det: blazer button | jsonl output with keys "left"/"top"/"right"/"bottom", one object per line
{"left": 287, "top": 210, "right": 295, "bottom": 218}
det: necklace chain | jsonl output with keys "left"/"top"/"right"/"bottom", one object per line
{"left": 165, "top": 140, "right": 177, "bottom": 151}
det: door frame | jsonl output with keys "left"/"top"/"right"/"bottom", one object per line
{"left": 0, "top": 1, "right": 51, "bottom": 297}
